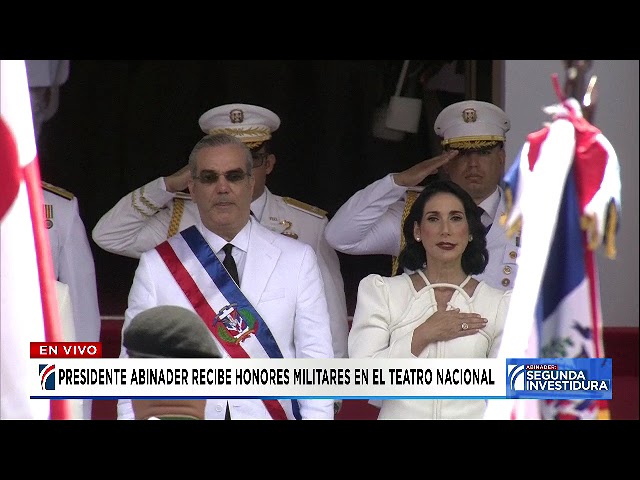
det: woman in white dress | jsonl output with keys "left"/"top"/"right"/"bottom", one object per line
{"left": 348, "top": 179, "right": 511, "bottom": 420}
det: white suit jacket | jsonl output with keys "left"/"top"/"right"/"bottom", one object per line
{"left": 324, "top": 174, "right": 520, "bottom": 291}
{"left": 117, "top": 216, "right": 334, "bottom": 420}
{"left": 92, "top": 178, "right": 348, "bottom": 358}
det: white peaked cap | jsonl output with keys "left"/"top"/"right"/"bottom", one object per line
{"left": 434, "top": 100, "right": 510, "bottom": 150}
{"left": 199, "top": 103, "right": 281, "bottom": 149}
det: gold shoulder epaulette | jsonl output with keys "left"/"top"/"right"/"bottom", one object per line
{"left": 282, "top": 197, "right": 327, "bottom": 218}
{"left": 42, "top": 181, "right": 74, "bottom": 200}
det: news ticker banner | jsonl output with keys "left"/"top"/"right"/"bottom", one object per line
{"left": 30, "top": 342, "right": 612, "bottom": 400}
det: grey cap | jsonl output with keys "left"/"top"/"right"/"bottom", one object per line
{"left": 124, "top": 305, "right": 222, "bottom": 359}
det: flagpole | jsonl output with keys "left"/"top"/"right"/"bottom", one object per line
{"left": 25, "top": 157, "right": 71, "bottom": 422}
{"left": 21, "top": 74, "right": 71, "bottom": 421}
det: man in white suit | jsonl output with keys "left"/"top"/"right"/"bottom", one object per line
{"left": 92, "top": 104, "right": 349, "bottom": 373}
{"left": 325, "top": 100, "right": 520, "bottom": 291}
{"left": 117, "top": 133, "right": 334, "bottom": 420}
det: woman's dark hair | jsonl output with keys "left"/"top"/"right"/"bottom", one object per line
{"left": 397, "top": 180, "right": 488, "bottom": 275}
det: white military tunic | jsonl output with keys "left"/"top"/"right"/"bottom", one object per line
{"left": 43, "top": 182, "right": 101, "bottom": 420}
{"left": 43, "top": 183, "right": 102, "bottom": 343}
{"left": 92, "top": 178, "right": 349, "bottom": 358}
{"left": 324, "top": 174, "right": 520, "bottom": 290}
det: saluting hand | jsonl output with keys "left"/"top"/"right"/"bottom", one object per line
{"left": 393, "top": 150, "right": 459, "bottom": 187}
{"left": 164, "top": 165, "right": 192, "bottom": 193}
{"left": 411, "top": 307, "right": 487, "bottom": 356}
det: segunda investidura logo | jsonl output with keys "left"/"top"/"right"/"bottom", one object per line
{"left": 506, "top": 358, "right": 612, "bottom": 400}
{"left": 39, "top": 364, "right": 55, "bottom": 390}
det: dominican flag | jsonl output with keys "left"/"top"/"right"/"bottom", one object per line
{"left": 484, "top": 85, "right": 621, "bottom": 420}
{"left": 0, "top": 60, "right": 70, "bottom": 419}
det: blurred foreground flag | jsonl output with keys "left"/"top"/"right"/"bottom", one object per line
{"left": 484, "top": 86, "right": 621, "bottom": 420}
{"left": 0, "top": 60, "right": 69, "bottom": 419}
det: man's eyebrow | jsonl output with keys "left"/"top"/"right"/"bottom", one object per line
{"left": 199, "top": 167, "right": 245, "bottom": 174}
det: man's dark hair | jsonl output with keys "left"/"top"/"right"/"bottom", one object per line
{"left": 252, "top": 139, "right": 272, "bottom": 155}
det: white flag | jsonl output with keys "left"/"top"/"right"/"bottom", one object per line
{"left": 0, "top": 60, "right": 70, "bottom": 419}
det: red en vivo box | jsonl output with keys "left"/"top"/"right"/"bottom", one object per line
{"left": 30, "top": 342, "right": 103, "bottom": 358}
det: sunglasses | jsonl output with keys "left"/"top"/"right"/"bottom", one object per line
{"left": 192, "top": 169, "right": 251, "bottom": 185}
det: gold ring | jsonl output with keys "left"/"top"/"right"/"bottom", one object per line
{"left": 461, "top": 322, "right": 469, "bottom": 331}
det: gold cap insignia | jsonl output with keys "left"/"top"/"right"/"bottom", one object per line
{"left": 229, "top": 109, "right": 244, "bottom": 124}
{"left": 462, "top": 108, "right": 477, "bottom": 123}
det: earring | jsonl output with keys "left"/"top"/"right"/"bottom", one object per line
{"left": 469, "top": 234, "right": 473, "bottom": 242}
{"left": 415, "top": 236, "right": 421, "bottom": 242}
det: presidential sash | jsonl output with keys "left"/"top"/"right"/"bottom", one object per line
{"left": 156, "top": 225, "right": 301, "bottom": 420}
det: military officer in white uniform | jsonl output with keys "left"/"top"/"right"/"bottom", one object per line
{"left": 325, "top": 100, "right": 520, "bottom": 291}
{"left": 92, "top": 104, "right": 349, "bottom": 372}
{"left": 43, "top": 182, "right": 102, "bottom": 420}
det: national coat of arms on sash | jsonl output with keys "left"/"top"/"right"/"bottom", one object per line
{"left": 213, "top": 304, "right": 257, "bottom": 343}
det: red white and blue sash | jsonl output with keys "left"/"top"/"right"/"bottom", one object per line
{"left": 155, "top": 225, "right": 301, "bottom": 420}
